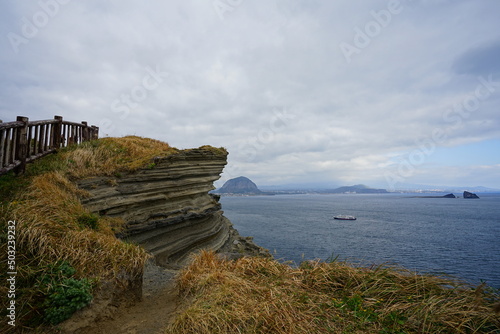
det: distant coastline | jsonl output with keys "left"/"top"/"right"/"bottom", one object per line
{"left": 215, "top": 177, "right": 496, "bottom": 198}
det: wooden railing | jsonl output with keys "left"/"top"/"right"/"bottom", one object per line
{"left": 0, "top": 116, "right": 99, "bottom": 175}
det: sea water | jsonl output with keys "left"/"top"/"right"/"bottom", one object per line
{"left": 220, "top": 193, "right": 500, "bottom": 288}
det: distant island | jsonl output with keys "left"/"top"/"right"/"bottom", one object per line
{"left": 464, "top": 191, "right": 480, "bottom": 199}
{"left": 412, "top": 191, "right": 480, "bottom": 199}
{"left": 214, "top": 176, "right": 265, "bottom": 195}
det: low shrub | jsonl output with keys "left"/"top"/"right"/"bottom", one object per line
{"left": 43, "top": 277, "right": 93, "bottom": 325}
{"left": 39, "top": 261, "right": 94, "bottom": 325}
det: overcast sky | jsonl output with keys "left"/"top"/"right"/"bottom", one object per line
{"left": 1, "top": 0, "right": 500, "bottom": 190}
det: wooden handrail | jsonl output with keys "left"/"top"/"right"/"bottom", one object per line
{"left": 0, "top": 121, "right": 24, "bottom": 129}
{"left": 0, "top": 115, "right": 99, "bottom": 175}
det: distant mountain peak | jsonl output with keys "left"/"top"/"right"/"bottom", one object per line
{"left": 351, "top": 184, "right": 370, "bottom": 189}
{"left": 327, "top": 184, "right": 388, "bottom": 194}
{"left": 217, "top": 176, "right": 263, "bottom": 194}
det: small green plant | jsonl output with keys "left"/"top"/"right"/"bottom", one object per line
{"left": 43, "top": 277, "right": 93, "bottom": 325}
{"left": 77, "top": 213, "right": 100, "bottom": 230}
{"left": 37, "top": 261, "right": 94, "bottom": 325}
{"left": 146, "top": 162, "right": 156, "bottom": 169}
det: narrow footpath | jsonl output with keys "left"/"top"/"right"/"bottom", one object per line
{"left": 78, "top": 262, "right": 181, "bottom": 334}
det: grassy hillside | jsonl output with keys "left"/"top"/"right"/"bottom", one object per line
{"left": 165, "top": 251, "right": 500, "bottom": 334}
{"left": 0, "top": 136, "right": 179, "bottom": 331}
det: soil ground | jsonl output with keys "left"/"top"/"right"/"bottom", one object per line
{"left": 78, "top": 261, "right": 180, "bottom": 334}
{"left": 61, "top": 234, "right": 267, "bottom": 334}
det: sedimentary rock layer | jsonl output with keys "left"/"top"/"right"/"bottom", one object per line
{"left": 78, "top": 147, "right": 232, "bottom": 268}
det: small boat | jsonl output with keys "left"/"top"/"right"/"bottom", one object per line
{"left": 334, "top": 215, "right": 357, "bottom": 220}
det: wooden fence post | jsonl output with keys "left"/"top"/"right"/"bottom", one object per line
{"left": 91, "top": 126, "right": 99, "bottom": 140}
{"left": 52, "top": 115, "right": 63, "bottom": 149}
{"left": 15, "top": 116, "right": 29, "bottom": 174}
{"left": 81, "top": 121, "right": 89, "bottom": 142}
{"left": 0, "top": 120, "right": 3, "bottom": 169}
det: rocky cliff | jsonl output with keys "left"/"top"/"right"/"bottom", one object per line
{"left": 78, "top": 147, "right": 267, "bottom": 269}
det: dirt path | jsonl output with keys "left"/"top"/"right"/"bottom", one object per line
{"left": 80, "top": 262, "right": 181, "bottom": 334}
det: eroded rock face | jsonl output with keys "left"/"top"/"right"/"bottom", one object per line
{"left": 78, "top": 148, "right": 235, "bottom": 268}
{"left": 61, "top": 147, "right": 269, "bottom": 332}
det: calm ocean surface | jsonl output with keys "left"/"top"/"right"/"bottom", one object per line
{"left": 220, "top": 193, "right": 500, "bottom": 288}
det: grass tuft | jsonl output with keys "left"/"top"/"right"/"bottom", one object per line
{"left": 165, "top": 250, "right": 500, "bottom": 334}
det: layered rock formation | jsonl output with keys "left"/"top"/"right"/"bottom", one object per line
{"left": 59, "top": 147, "right": 268, "bottom": 333}
{"left": 78, "top": 147, "right": 267, "bottom": 269}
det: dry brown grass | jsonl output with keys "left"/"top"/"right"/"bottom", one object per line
{"left": 62, "top": 136, "right": 176, "bottom": 178}
{"left": 8, "top": 136, "right": 175, "bottom": 277}
{"left": 165, "top": 250, "right": 500, "bottom": 334}
{"left": 0, "top": 136, "right": 180, "bottom": 329}
{"left": 7, "top": 136, "right": 176, "bottom": 273}
{"left": 12, "top": 170, "right": 149, "bottom": 279}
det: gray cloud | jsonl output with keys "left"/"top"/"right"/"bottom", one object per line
{"left": 1, "top": 0, "right": 499, "bottom": 188}
{"left": 453, "top": 39, "right": 500, "bottom": 76}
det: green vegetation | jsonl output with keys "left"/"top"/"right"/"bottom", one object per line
{"left": 165, "top": 250, "right": 500, "bottom": 334}
{"left": 39, "top": 261, "right": 94, "bottom": 325}
{"left": 0, "top": 136, "right": 187, "bottom": 331}
{"left": 44, "top": 276, "right": 93, "bottom": 325}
